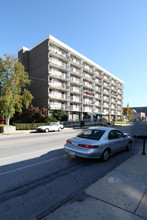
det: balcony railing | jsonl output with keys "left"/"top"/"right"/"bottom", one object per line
{"left": 49, "top": 46, "right": 68, "bottom": 59}
{"left": 49, "top": 57, "right": 68, "bottom": 70}
{"left": 70, "top": 106, "right": 80, "bottom": 111}
{"left": 70, "top": 96, "right": 80, "bottom": 102}
{"left": 50, "top": 105, "right": 61, "bottom": 110}
{"left": 83, "top": 107, "right": 92, "bottom": 112}
{"left": 70, "top": 57, "right": 81, "bottom": 66}
{"left": 71, "top": 67, "right": 81, "bottom": 75}
{"left": 70, "top": 87, "right": 81, "bottom": 93}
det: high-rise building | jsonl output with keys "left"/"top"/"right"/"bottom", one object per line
{"left": 18, "top": 35, "right": 123, "bottom": 121}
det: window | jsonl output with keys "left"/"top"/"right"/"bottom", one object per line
{"left": 115, "top": 130, "right": 124, "bottom": 138}
{"left": 77, "top": 129, "right": 105, "bottom": 140}
{"left": 108, "top": 130, "right": 124, "bottom": 139}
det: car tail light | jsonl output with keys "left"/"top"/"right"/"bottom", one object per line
{"left": 78, "top": 144, "right": 99, "bottom": 148}
{"left": 66, "top": 140, "right": 72, "bottom": 144}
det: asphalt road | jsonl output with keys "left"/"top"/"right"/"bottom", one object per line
{"left": 0, "top": 126, "right": 143, "bottom": 220}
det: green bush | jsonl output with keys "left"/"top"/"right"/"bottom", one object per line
{"left": 55, "top": 108, "right": 68, "bottom": 121}
{"left": 14, "top": 123, "right": 46, "bottom": 130}
{"left": 44, "top": 116, "right": 57, "bottom": 123}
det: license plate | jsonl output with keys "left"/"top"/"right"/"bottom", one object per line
{"left": 69, "top": 150, "right": 76, "bottom": 156}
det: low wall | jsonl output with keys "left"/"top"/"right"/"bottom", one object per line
{"left": 0, "top": 126, "right": 16, "bottom": 133}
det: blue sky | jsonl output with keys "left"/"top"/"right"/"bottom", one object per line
{"left": 1, "top": 0, "right": 147, "bottom": 107}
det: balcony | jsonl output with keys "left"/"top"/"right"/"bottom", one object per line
{"left": 70, "top": 106, "right": 80, "bottom": 111}
{"left": 70, "top": 96, "right": 81, "bottom": 103}
{"left": 83, "top": 107, "right": 92, "bottom": 112}
{"left": 70, "top": 67, "right": 81, "bottom": 76}
{"left": 103, "top": 99, "right": 110, "bottom": 103}
{"left": 95, "top": 79, "right": 101, "bottom": 85}
{"left": 94, "top": 94, "right": 101, "bottom": 100}
{"left": 117, "top": 111, "right": 122, "bottom": 116}
{"left": 103, "top": 103, "right": 110, "bottom": 108}
{"left": 61, "top": 104, "right": 69, "bottom": 110}
{"left": 83, "top": 97, "right": 93, "bottom": 102}
{"left": 70, "top": 56, "right": 81, "bottom": 67}
{"left": 117, "top": 95, "right": 122, "bottom": 100}
{"left": 111, "top": 86, "right": 117, "bottom": 91}
{"left": 118, "top": 89, "right": 123, "bottom": 94}
{"left": 103, "top": 83, "right": 110, "bottom": 89}
{"left": 49, "top": 93, "right": 62, "bottom": 99}
{"left": 49, "top": 92, "right": 68, "bottom": 99}
{"left": 49, "top": 83, "right": 69, "bottom": 92}
{"left": 103, "top": 109, "right": 109, "bottom": 114}
{"left": 50, "top": 104, "right": 61, "bottom": 110}
{"left": 49, "top": 57, "right": 68, "bottom": 71}
{"left": 111, "top": 110, "right": 116, "bottom": 115}
{"left": 83, "top": 81, "right": 93, "bottom": 89}
{"left": 83, "top": 63, "right": 93, "bottom": 73}
{"left": 70, "top": 77, "right": 81, "bottom": 85}
{"left": 117, "top": 83, "right": 123, "bottom": 89}
{"left": 103, "top": 76, "right": 110, "bottom": 82}
{"left": 70, "top": 87, "right": 81, "bottom": 94}
{"left": 103, "top": 90, "right": 110, "bottom": 95}
{"left": 111, "top": 91, "right": 118, "bottom": 97}
{"left": 95, "top": 70, "right": 102, "bottom": 79}
{"left": 111, "top": 80, "right": 116, "bottom": 85}
{"left": 49, "top": 46, "right": 69, "bottom": 61}
{"left": 95, "top": 101, "right": 101, "bottom": 107}
{"left": 83, "top": 72, "right": 93, "bottom": 81}
{"left": 95, "top": 107, "right": 101, "bottom": 112}
{"left": 49, "top": 69, "right": 69, "bottom": 82}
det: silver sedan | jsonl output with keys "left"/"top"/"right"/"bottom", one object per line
{"left": 64, "top": 127, "right": 132, "bottom": 161}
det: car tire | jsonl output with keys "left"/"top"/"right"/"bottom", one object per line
{"left": 101, "top": 149, "right": 110, "bottom": 161}
{"left": 58, "top": 127, "right": 62, "bottom": 132}
{"left": 45, "top": 128, "right": 49, "bottom": 133}
{"left": 126, "top": 141, "right": 132, "bottom": 151}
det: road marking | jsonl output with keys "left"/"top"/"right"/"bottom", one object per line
{"left": 0, "top": 155, "right": 65, "bottom": 176}
{"left": 0, "top": 133, "right": 70, "bottom": 145}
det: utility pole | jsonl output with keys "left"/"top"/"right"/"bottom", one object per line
{"left": 127, "top": 102, "right": 129, "bottom": 121}
{"left": 80, "top": 85, "right": 84, "bottom": 127}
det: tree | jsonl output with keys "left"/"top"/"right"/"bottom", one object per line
{"left": 0, "top": 54, "right": 33, "bottom": 125}
{"left": 22, "top": 105, "right": 48, "bottom": 123}
{"left": 55, "top": 108, "right": 68, "bottom": 121}
{"left": 123, "top": 107, "right": 133, "bottom": 120}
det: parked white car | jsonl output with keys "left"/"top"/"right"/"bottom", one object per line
{"left": 36, "top": 122, "right": 64, "bottom": 132}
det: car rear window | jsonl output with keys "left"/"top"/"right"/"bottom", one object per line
{"left": 77, "top": 129, "right": 105, "bottom": 140}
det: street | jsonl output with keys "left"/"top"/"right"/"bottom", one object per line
{"left": 0, "top": 126, "right": 143, "bottom": 220}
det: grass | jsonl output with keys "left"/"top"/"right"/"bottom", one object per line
{"left": 115, "top": 121, "right": 133, "bottom": 125}
{"left": 0, "top": 124, "right": 10, "bottom": 126}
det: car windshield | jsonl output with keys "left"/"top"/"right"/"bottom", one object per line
{"left": 50, "top": 123, "right": 58, "bottom": 126}
{"left": 77, "top": 129, "right": 105, "bottom": 140}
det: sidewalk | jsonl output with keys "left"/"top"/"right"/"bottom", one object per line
{"left": 40, "top": 152, "right": 147, "bottom": 220}
{"left": 0, "top": 127, "right": 74, "bottom": 137}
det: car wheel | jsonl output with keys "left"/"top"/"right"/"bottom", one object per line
{"left": 126, "top": 141, "right": 132, "bottom": 151}
{"left": 45, "top": 128, "right": 49, "bottom": 133}
{"left": 101, "top": 149, "right": 110, "bottom": 161}
{"left": 58, "top": 127, "right": 62, "bottom": 132}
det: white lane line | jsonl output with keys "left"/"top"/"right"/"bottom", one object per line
{"left": 0, "top": 155, "right": 65, "bottom": 176}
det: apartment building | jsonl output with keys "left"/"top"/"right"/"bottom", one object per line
{"left": 18, "top": 35, "right": 123, "bottom": 121}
